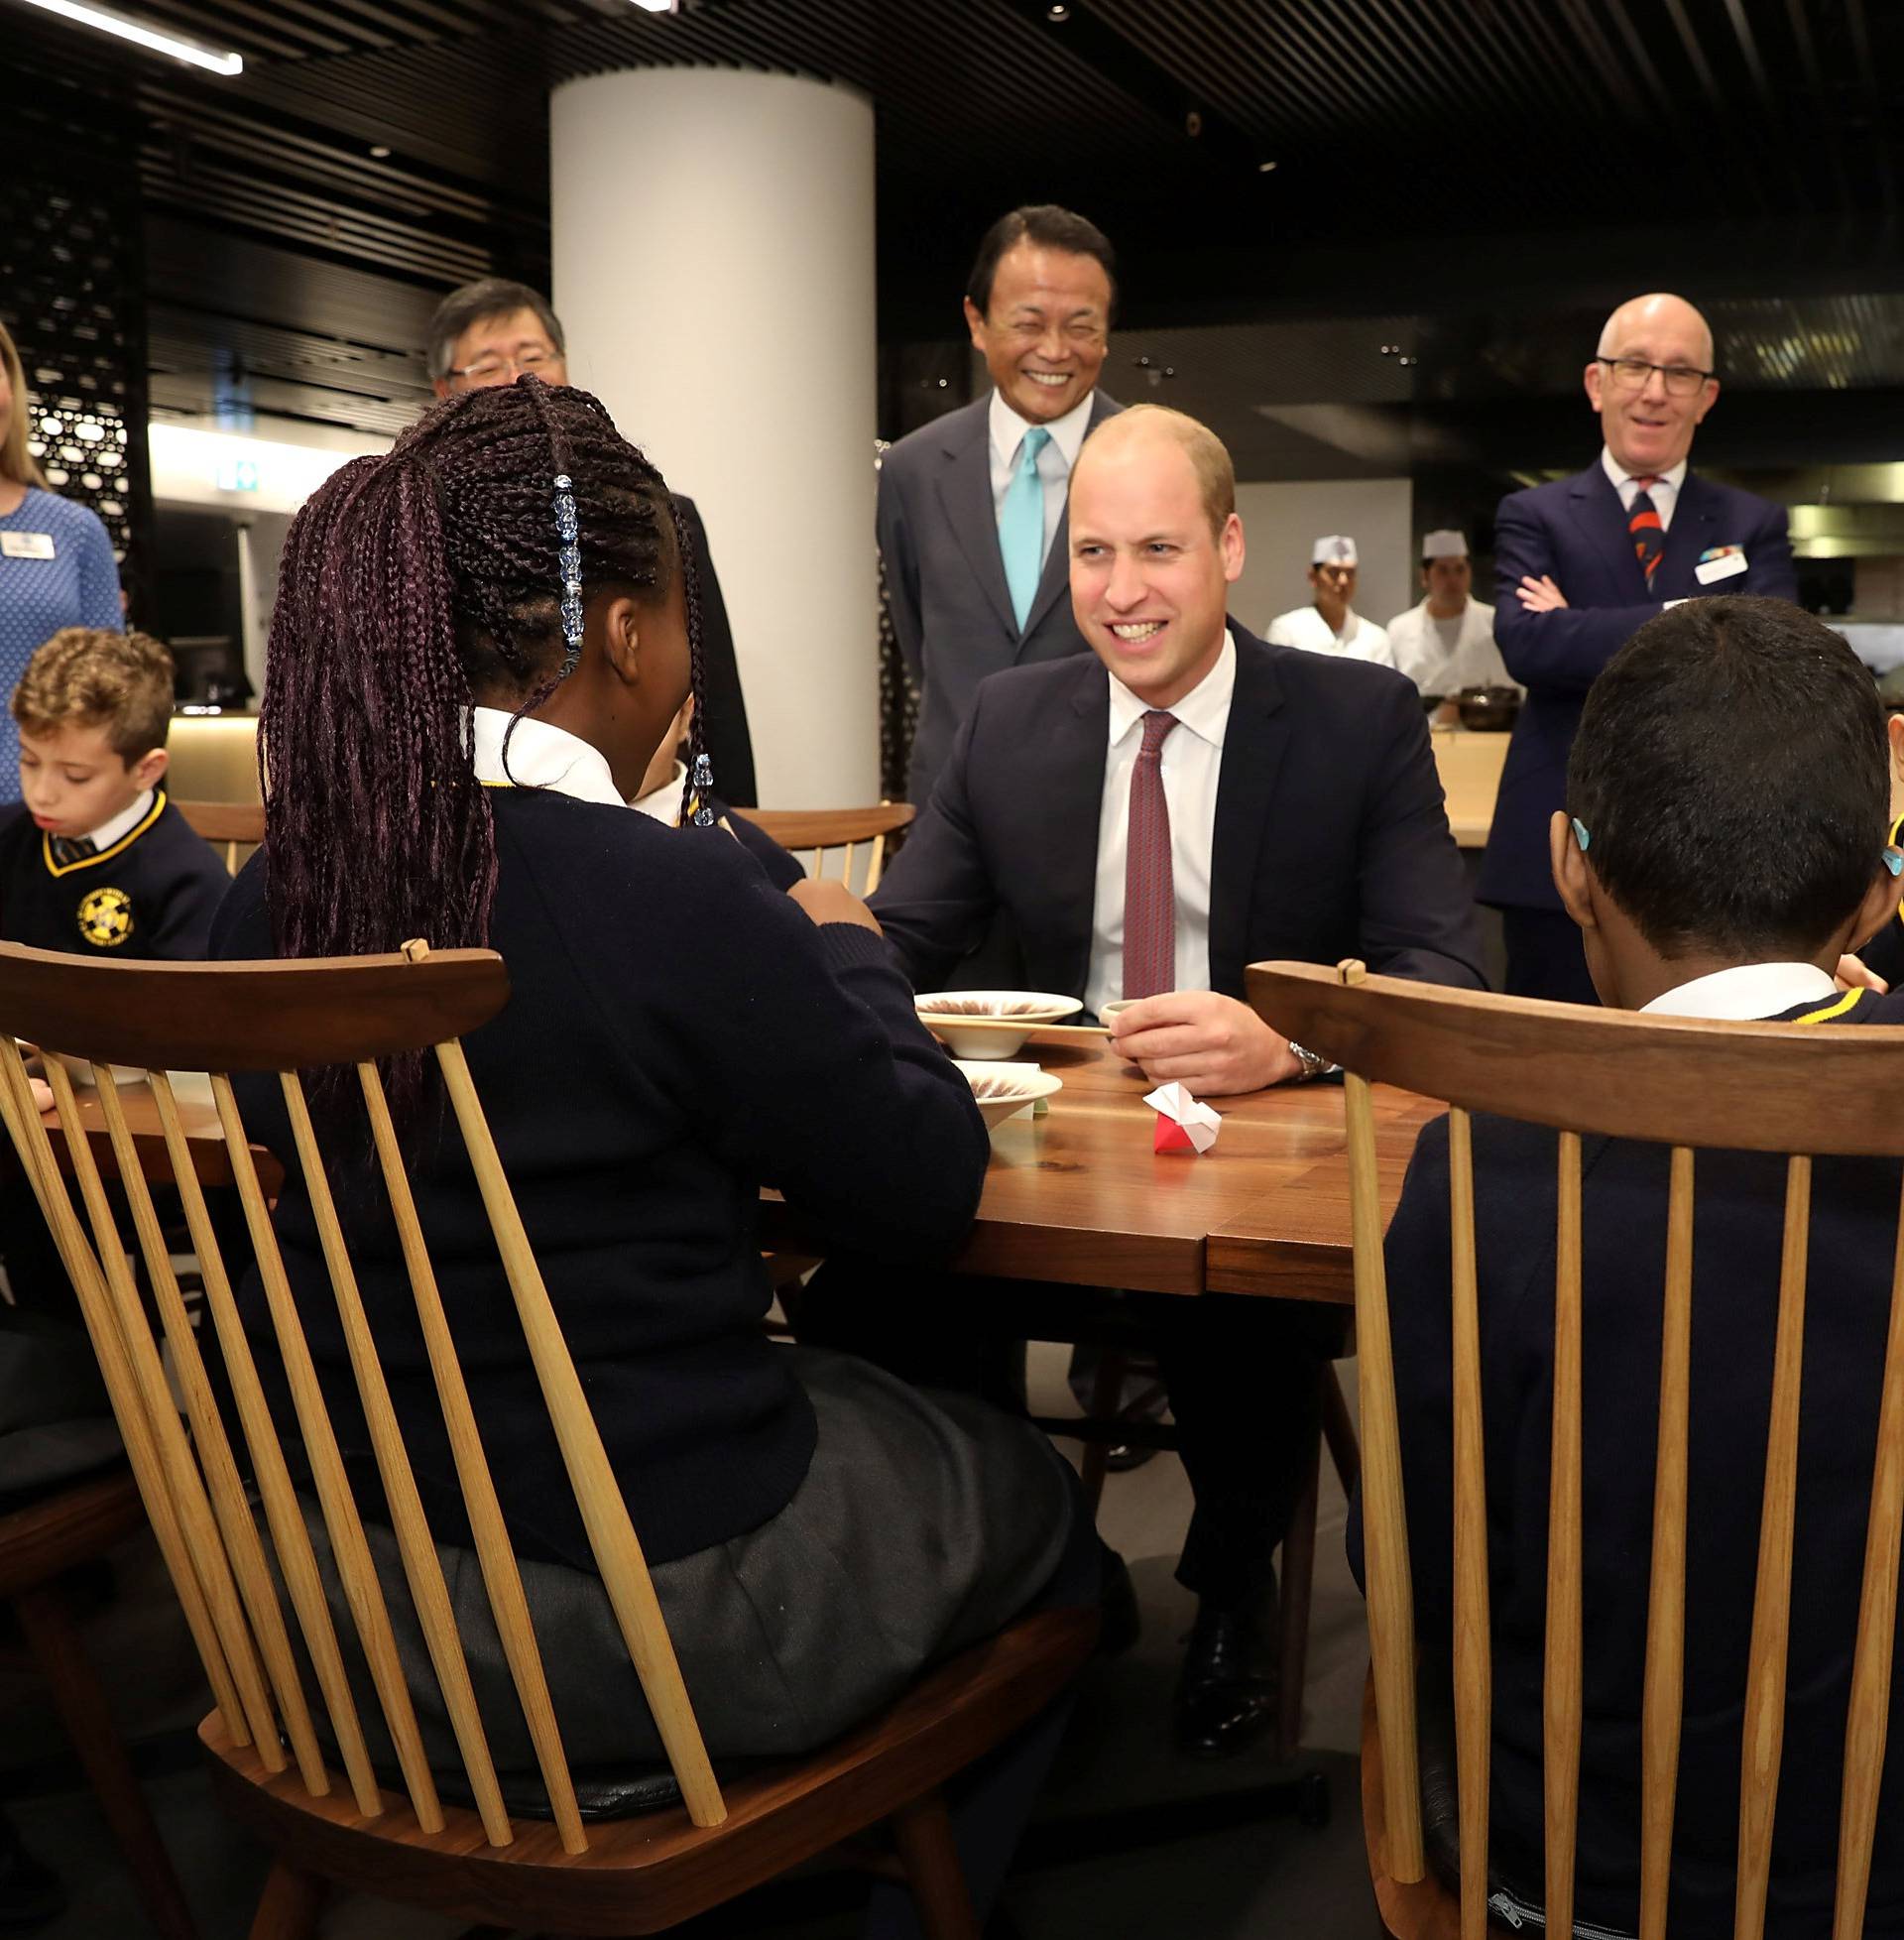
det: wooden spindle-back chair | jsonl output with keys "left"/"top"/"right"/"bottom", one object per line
{"left": 1248, "top": 958, "right": 1904, "bottom": 1940}
{"left": 173, "top": 799, "right": 264, "bottom": 877}
{"left": 735, "top": 803, "right": 913, "bottom": 896}
{"left": 0, "top": 938, "right": 1093, "bottom": 1939}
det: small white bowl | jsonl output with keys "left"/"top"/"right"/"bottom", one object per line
{"left": 915, "top": 990, "right": 1083, "bottom": 1059}
{"left": 954, "top": 1060, "right": 1063, "bottom": 1129}
{"left": 1098, "top": 998, "right": 1135, "bottom": 1025}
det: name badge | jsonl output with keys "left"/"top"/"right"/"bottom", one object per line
{"left": 1695, "top": 548, "right": 1747, "bottom": 585}
{"left": 0, "top": 532, "right": 56, "bottom": 560}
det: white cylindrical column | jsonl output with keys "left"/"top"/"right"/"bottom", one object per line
{"left": 550, "top": 67, "right": 878, "bottom": 808}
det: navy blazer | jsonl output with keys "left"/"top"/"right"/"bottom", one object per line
{"left": 1480, "top": 465, "right": 1795, "bottom": 910}
{"left": 870, "top": 624, "right": 1486, "bottom": 1001}
{"left": 1370, "top": 984, "right": 1904, "bottom": 1937}
{"left": 878, "top": 390, "right": 1122, "bottom": 806}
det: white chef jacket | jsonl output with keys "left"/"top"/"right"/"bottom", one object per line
{"left": 1264, "top": 603, "right": 1395, "bottom": 667}
{"left": 1385, "top": 598, "right": 1517, "bottom": 697}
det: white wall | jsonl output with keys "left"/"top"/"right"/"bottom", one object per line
{"left": 1230, "top": 479, "right": 1416, "bottom": 636}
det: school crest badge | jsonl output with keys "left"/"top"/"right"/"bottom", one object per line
{"left": 76, "top": 886, "right": 134, "bottom": 948}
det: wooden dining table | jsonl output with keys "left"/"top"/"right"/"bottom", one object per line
{"left": 19, "top": 1072, "right": 281, "bottom": 1196}
{"left": 757, "top": 1030, "right": 1445, "bottom": 1302}
{"left": 30, "top": 1040, "right": 1442, "bottom": 1304}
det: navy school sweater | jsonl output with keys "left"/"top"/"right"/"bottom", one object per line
{"left": 0, "top": 790, "right": 229, "bottom": 959}
{"left": 1365, "top": 984, "right": 1904, "bottom": 1938}
{"left": 210, "top": 788, "right": 989, "bottom": 1570}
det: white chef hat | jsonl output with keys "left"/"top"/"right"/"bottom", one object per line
{"left": 1311, "top": 535, "right": 1358, "bottom": 565}
{"left": 1421, "top": 529, "right": 1470, "bottom": 559}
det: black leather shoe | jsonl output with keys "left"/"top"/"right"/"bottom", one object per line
{"left": 1103, "top": 1441, "right": 1159, "bottom": 1473}
{"left": 1174, "top": 1591, "right": 1279, "bottom": 1760}
{"left": 1097, "top": 1544, "right": 1141, "bottom": 1657}
{"left": 0, "top": 1809, "right": 65, "bottom": 1935}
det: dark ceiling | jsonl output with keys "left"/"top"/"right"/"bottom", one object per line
{"left": 7, "top": 0, "right": 1904, "bottom": 463}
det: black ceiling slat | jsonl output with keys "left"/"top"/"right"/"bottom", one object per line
{"left": 1722, "top": 0, "right": 1779, "bottom": 112}
{"left": 1659, "top": 0, "right": 1727, "bottom": 110}
{"left": 1595, "top": 0, "right": 1698, "bottom": 128}
{"left": 1841, "top": 0, "right": 1896, "bottom": 218}
{"left": 1096, "top": 0, "right": 1358, "bottom": 146}
{"left": 1549, "top": 0, "right": 1649, "bottom": 123}
{"left": 14, "top": 0, "right": 1900, "bottom": 446}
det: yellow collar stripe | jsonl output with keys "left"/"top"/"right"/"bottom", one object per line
{"left": 1791, "top": 987, "right": 1866, "bottom": 1026}
{"left": 43, "top": 788, "right": 169, "bottom": 878}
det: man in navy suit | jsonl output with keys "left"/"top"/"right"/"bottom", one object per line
{"left": 878, "top": 206, "right": 1123, "bottom": 809}
{"left": 1481, "top": 292, "right": 1796, "bottom": 1001}
{"left": 839, "top": 406, "right": 1484, "bottom": 1757}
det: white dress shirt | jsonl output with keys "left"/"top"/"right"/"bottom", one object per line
{"left": 1264, "top": 603, "right": 1396, "bottom": 668}
{"left": 1601, "top": 447, "right": 1688, "bottom": 532}
{"left": 988, "top": 387, "right": 1097, "bottom": 568}
{"left": 468, "top": 707, "right": 623, "bottom": 806}
{"left": 1084, "top": 631, "right": 1236, "bottom": 1020}
{"left": 628, "top": 759, "right": 687, "bottom": 825}
{"left": 81, "top": 787, "right": 155, "bottom": 849}
{"left": 1639, "top": 960, "right": 1837, "bottom": 1021}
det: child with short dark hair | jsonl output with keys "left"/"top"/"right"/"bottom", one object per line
{"left": 0, "top": 627, "right": 228, "bottom": 959}
{"left": 1375, "top": 596, "right": 1904, "bottom": 1937}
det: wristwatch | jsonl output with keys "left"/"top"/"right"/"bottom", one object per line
{"left": 1287, "top": 1039, "right": 1333, "bottom": 1083}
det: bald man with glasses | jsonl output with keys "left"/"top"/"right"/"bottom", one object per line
{"left": 1479, "top": 292, "right": 1796, "bottom": 1002}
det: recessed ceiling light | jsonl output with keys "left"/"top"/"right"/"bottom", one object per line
{"left": 1258, "top": 160, "right": 1278, "bottom": 173}
{"left": 628, "top": 0, "right": 679, "bottom": 11}
{"left": 17, "top": 0, "right": 242, "bottom": 73}
{"left": 369, "top": 145, "right": 391, "bottom": 159}
{"left": 1047, "top": 4, "right": 1071, "bottom": 17}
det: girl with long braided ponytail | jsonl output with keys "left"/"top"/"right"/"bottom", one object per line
{"left": 211, "top": 380, "right": 1094, "bottom": 1934}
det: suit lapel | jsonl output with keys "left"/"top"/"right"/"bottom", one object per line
{"left": 934, "top": 404, "right": 1017, "bottom": 639}
{"left": 1570, "top": 463, "right": 1650, "bottom": 603}
{"left": 1656, "top": 472, "right": 1718, "bottom": 597}
{"left": 1208, "top": 627, "right": 1291, "bottom": 992}
{"left": 1015, "top": 389, "right": 1120, "bottom": 649}
{"left": 1042, "top": 663, "right": 1111, "bottom": 992}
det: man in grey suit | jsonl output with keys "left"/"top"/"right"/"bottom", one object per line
{"left": 878, "top": 205, "right": 1122, "bottom": 807}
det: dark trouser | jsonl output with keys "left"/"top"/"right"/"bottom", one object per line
{"left": 793, "top": 1265, "right": 1347, "bottom": 1609}
{"left": 1499, "top": 905, "right": 1601, "bottom": 1007}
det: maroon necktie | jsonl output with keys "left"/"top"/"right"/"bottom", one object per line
{"left": 1122, "top": 709, "right": 1179, "bottom": 1000}
{"left": 1628, "top": 476, "right": 1664, "bottom": 585}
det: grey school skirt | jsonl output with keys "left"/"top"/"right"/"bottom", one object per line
{"left": 293, "top": 1345, "right": 1080, "bottom": 1774}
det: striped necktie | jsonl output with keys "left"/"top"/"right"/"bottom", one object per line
{"left": 1628, "top": 476, "right": 1664, "bottom": 586}
{"left": 999, "top": 426, "right": 1052, "bottom": 632}
{"left": 50, "top": 834, "right": 96, "bottom": 867}
{"left": 1122, "top": 710, "right": 1179, "bottom": 999}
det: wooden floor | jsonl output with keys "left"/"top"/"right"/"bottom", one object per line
{"left": 0, "top": 1345, "right": 1379, "bottom": 1939}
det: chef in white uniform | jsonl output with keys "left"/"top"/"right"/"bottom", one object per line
{"left": 1265, "top": 534, "right": 1395, "bottom": 665}
{"left": 1386, "top": 529, "right": 1516, "bottom": 705}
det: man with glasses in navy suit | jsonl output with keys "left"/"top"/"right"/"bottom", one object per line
{"left": 1480, "top": 293, "right": 1796, "bottom": 1002}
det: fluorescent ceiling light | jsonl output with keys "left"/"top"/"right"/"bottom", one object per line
{"left": 17, "top": 0, "right": 243, "bottom": 74}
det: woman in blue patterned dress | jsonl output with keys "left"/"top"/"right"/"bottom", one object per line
{"left": 0, "top": 320, "right": 123, "bottom": 800}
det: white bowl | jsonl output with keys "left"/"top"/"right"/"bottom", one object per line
{"left": 915, "top": 990, "right": 1083, "bottom": 1058}
{"left": 1098, "top": 998, "right": 1134, "bottom": 1025}
{"left": 954, "top": 1060, "right": 1063, "bottom": 1129}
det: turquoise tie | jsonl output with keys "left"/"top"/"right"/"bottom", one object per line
{"left": 999, "top": 426, "right": 1052, "bottom": 631}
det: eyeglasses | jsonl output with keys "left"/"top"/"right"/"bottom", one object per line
{"left": 1001, "top": 318, "right": 1108, "bottom": 348}
{"left": 450, "top": 346, "right": 559, "bottom": 383}
{"left": 1596, "top": 355, "right": 1714, "bottom": 398}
